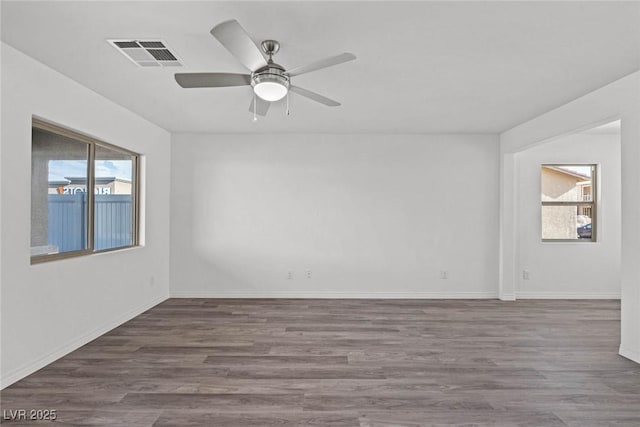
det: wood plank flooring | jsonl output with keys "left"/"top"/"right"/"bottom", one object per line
{"left": 1, "top": 299, "right": 639, "bottom": 426}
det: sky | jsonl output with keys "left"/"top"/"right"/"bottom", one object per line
{"left": 49, "top": 160, "right": 132, "bottom": 181}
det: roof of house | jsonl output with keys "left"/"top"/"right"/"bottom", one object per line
{"left": 542, "top": 166, "right": 591, "bottom": 181}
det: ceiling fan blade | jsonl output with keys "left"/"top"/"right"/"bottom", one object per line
{"left": 290, "top": 86, "right": 341, "bottom": 107}
{"left": 249, "top": 96, "right": 271, "bottom": 116}
{"left": 175, "top": 73, "right": 251, "bottom": 88}
{"left": 210, "top": 19, "right": 268, "bottom": 72}
{"left": 286, "top": 53, "right": 356, "bottom": 77}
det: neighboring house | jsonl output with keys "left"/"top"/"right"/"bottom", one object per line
{"left": 48, "top": 176, "right": 132, "bottom": 195}
{"left": 541, "top": 166, "right": 592, "bottom": 239}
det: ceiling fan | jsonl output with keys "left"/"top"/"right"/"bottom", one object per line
{"left": 175, "top": 20, "right": 356, "bottom": 117}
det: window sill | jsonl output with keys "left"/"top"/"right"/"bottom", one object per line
{"left": 30, "top": 244, "right": 141, "bottom": 265}
{"left": 540, "top": 240, "right": 598, "bottom": 244}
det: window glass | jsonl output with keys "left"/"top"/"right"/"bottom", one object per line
{"left": 31, "top": 128, "right": 90, "bottom": 255}
{"left": 94, "top": 145, "right": 136, "bottom": 251}
{"left": 541, "top": 165, "right": 595, "bottom": 241}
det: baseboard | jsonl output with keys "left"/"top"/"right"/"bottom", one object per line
{"left": 0, "top": 293, "right": 169, "bottom": 389}
{"left": 619, "top": 345, "right": 640, "bottom": 364}
{"left": 170, "top": 290, "right": 499, "bottom": 299}
{"left": 516, "top": 291, "right": 620, "bottom": 299}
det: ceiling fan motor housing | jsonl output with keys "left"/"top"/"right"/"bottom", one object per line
{"left": 251, "top": 64, "right": 290, "bottom": 92}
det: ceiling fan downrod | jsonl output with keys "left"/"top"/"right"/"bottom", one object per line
{"left": 261, "top": 40, "right": 280, "bottom": 63}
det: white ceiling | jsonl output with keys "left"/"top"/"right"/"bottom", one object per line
{"left": 2, "top": 1, "right": 639, "bottom": 134}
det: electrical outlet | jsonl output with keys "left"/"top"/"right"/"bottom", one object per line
{"left": 287, "top": 271, "right": 293, "bottom": 280}
{"left": 306, "top": 269, "right": 312, "bottom": 279}
{"left": 523, "top": 270, "right": 530, "bottom": 280}
{"left": 439, "top": 270, "right": 448, "bottom": 279}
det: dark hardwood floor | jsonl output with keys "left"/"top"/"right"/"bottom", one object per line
{"left": 2, "top": 299, "right": 639, "bottom": 426}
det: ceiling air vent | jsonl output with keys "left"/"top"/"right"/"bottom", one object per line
{"left": 108, "top": 40, "right": 182, "bottom": 67}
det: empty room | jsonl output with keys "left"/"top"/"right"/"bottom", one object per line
{"left": 1, "top": 1, "right": 640, "bottom": 426}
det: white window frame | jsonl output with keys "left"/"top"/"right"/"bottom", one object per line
{"left": 541, "top": 164, "right": 597, "bottom": 243}
{"left": 31, "top": 118, "right": 140, "bottom": 264}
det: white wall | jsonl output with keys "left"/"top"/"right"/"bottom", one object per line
{"left": 499, "top": 71, "right": 640, "bottom": 363}
{"left": 515, "top": 133, "right": 621, "bottom": 298}
{"left": 0, "top": 43, "right": 171, "bottom": 387}
{"left": 170, "top": 133, "right": 499, "bottom": 298}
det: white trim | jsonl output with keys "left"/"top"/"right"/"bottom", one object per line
{"left": 0, "top": 294, "right": 168, "bottom": 389}
{"left": 516, "top": 292, "right": 620, "bottom": 299}
{"left": 500, "top": 71, "right": 638, "bottom": 153}
{"left": 170, "top": 291, "right": 499, "bottom": 299}
{"left": 499, "top": 293, "right": 516, "bottom": 301}
{"left": 619, "top": 345, "right": 640, "bottom": 364}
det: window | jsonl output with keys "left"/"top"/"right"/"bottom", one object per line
{"left": 541, "top": 164, "right": 596, "bottom": 242}
{"left": 31, "top": 119, "right": 140, "bottom": 263}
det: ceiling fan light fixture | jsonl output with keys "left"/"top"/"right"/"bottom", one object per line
{"left": 251, "top": 71, "right": 289, "bottom": 102}
{"left": 253, "top": 81, "right": 288, "bottom": 102}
